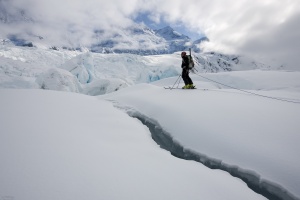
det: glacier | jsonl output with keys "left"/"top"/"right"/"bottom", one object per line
{"left": 1, "top": 42, "right": 300, "bottom": 200}
{"left": 0, "top": 43, "right": 274, "bottom": 95}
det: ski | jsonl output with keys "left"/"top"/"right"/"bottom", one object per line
{"left": 164, "top": 87, "right": 207, "bottom": 90}
{"left": 164, "top": 87, "right": 183, "bottom": 90}
{"left": 164, "top": 86, "right": 195, "bottom": 89}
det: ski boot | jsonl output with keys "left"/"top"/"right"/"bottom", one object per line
{"left": 188, "top": 84, "right": 196, "bottom": 89}
{"left": 182, "top": 85, "right": 189, "bottom": 89}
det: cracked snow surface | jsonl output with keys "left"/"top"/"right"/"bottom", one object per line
{"left": 112, "top": 101, "right": 299, "bottom": 200}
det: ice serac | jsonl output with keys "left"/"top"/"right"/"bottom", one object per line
{"left": 36, "top": 68, "right": 81, "bottom": 93}
{"left": 123, "top": 109, "right": 299, "bottom": 200}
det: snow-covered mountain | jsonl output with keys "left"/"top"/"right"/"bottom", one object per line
{"left": 154, "top": 26, "right": 189, "bottom": 53}
{"left": 153, "top": 26, "right": 208, "bottom": 53}
{"left": 91, "top": 24, "right": 167, "bottom": 55}
{"left": 0, "top": 5, "right": 206, "bottom": 55}
{"left": 91, "top": 25, "right": 204, "bottom": 55}
{"left": 155, "top": 26, "right": 189, "bottom": 40}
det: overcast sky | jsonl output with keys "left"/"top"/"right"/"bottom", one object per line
{"left": 1, "top": 0, "right": 300, "bottom": 69}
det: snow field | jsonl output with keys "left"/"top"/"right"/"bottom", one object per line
{"left": 1, "top": 44, "right": 300, "bottom": 199}
{"left": 103, "top": 71, "right": 300, "bottom": 199}
{"left": 0, "top": 89, "right": 266, "bottom": 200}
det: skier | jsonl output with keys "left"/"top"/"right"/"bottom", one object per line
{"left": 181, "top": 51, "right": 195, "bottom": 89}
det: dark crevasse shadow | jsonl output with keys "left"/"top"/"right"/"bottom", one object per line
{"left": 114, "top": 103, "right": 299, "bottom": 200}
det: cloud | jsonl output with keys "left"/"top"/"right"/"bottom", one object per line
{"left": 137, "top": 0, "right": 300, "bottom": 69}
{"left": 1, "top": 0, "right": 300, "bottom": 69}
{"left": 238, "top": 11, "right": 300, "bottom": 69}
{"left": 1, "top": 0, "right": 140, "bottom": 46}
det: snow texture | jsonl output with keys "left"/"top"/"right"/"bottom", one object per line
{"left": 103, "top": 71, "right": 300, "bottom": 200}
{"left": 1, "top": 43, "right": 300, "bottom": 200}
{"left": 0, "top": 89, "right": 267, "bottom": 200}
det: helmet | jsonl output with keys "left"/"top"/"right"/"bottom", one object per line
{"left": 181, "top": 51, "right": 186, "bottom": 57}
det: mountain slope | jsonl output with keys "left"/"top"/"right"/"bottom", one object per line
{"left": 0, "top": 6, "right": 206, "bottom": 55}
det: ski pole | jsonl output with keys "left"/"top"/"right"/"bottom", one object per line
{"left": 171, "top": 75, "right": 181, "bottom": 89}
{"left": 176, "top": 76, "right": 181, "bottom": 88}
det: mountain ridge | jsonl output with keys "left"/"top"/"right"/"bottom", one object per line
{"left": 0, "top": 6, "right": 207, "bottom": 55}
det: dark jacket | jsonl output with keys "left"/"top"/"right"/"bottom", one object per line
{"left": 181, "top": 55, "right": 189, "bottom": 69}
{"left": 181, "top": 55, "right": 193, "bottom": 85}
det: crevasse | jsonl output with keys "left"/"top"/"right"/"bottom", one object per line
{"left": 122, "top": 108, "right": 299, "bottom": 200}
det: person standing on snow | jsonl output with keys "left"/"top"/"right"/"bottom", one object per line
{"left": 181, "top": 51, "right": 195, "bottom": 89}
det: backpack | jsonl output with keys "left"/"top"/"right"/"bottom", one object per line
{"left": 188, "top": 54, "right": 195, "bottom": 69}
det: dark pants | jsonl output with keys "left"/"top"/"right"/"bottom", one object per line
{"left": 182, "top": 69, "right": 193, "bottom": 85}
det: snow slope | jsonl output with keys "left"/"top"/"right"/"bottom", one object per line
{"left": 102, "top": 70, "right": 300, "bottom": 200}
{"left": 0, "top": 89, "right": 266, "bottom": 200}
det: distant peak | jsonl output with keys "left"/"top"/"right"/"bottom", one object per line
{"left": 156, "top": 26, "right": 174, "bottom": 33}
{"left": 162, "top": 26, "right": 173, "bottom": 30}
{"left": 155, "top": 26, "right": 189, "bottom": 41}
